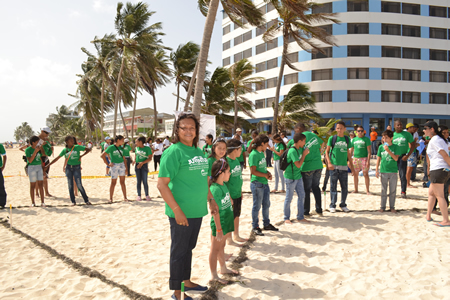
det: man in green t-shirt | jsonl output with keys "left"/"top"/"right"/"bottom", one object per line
{"left": 325, "top": 121, "right": 355, "bottom": 213}
{"left": 0, "top": 143, "right": 7, "bottom": 208}
{"left": 393, "top": 120, "right": 416, "bottom": 198}
{"left": 283, "top": 133, "right": 310, "bottom": 223}
{"left": 350, "top": 125, "right": 371, "bottom": 194}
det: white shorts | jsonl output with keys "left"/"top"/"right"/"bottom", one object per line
{"left": 111, "top": 162, "right": 126, "bottom": 179}
{"left": 28, "top": 165, "right": 43, "bottom": 182}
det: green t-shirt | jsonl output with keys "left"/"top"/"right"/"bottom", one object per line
{"left": 158, "top": 142, "right": 209, "bottom": 218}
{"left": 210, "top": 183, "right": 234, "bottom": 236}
{"left": 287, "top": 139, "right": 294, "bottom": 148}
{"left": 101, "top": 141, "right": 109, "bottom": 151}
{"left": 121, "top": 144, "right": 132, "bottom": 157}
{"left": 273, "top": 143, "right": 286, "bottom": 161}
{"left": 327, "top": 136, "right": 349, "bottom": 166}
{"left": 301, "top": 132, "right": 323, "bottom": 172}
{"left": 58, "top": 145, "right": 86, "bottom": 166}
{"left": 377, "top": 144, "right": 399, "bottom": 173}
{"left": 249, "top": 150, "right": 268, "bottom": 184}
{"left": 393, "top": 131, "right": 414, "bottom": 155}
{"left": 25, "top": 147, "right": 42, "bottom": 165}
{"left": 207, "top": 157, "right": 217, "bottom": 177}
{"left": 100, "top": 141, "right": 105, "bottom": 150}
{"left": 42, "top": 141, "right": 52, "bottom": 156}
{"left": 236, "top": 144, "right": 245, "bottom": 163}
{"left": 284, "top": 147, "right": 303, "bottom": 180}
{"left": 135, "top": 146, "right": 152, "bottom": 163}
{"left": 225, "top": 157, "right": 243, "bottom": 199}
{"left": 351, "top": 136, "right": 371, "bottom": 158}
{"left": 203, "top": 144, "right": 212, "bottom": 158}
{"left": 0, "top": 144, "right": 5, "bottom": 168}
{"left": 105, "top": 145, "right": 125, "bottom": 164}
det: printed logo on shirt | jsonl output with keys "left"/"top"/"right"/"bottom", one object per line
{"left": 306, "top": 137, "right": 319, "bottom": 149}
{"left": 221, "top": 192, "right": 232, "bottom": 210}
{"left": 136, "top": 150, "right": 148, "bottom": 159}
{"left": 353, "top": 140, "right": 366, "bottom": 148}
{"left": 259, "top": 157, "right": 266, "bottom": 165}
{"left": 231, "top": 164, "right": 242, "bottom": 178}
{"left": 381, "top": 150, "right": 393, "bottom": 162}
{"left": 393, "top": 137, "right": 406, "bottom": 147}
{"left": 335, "top": 141, "right": 348, "bottom": 152}
{"left": 201, "top": 169, "right": 207, "bottom": 176}
{"left": 188, "top": 156, "right": 208, "bottom": 171}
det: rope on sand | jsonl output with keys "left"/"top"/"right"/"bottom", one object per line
{"left": 4, "top": 171, "right": 159, "bottom": 179}
{"left": 0, "top": 219, "right": 161, "bottom": 300}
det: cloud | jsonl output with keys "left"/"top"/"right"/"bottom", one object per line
{"left": 93, "top": 0, "right": 116, "bottom": 14}
{"left": 19, "top": 19, "right": 36, "bottom": 30}
{"left": 69, "top": 10, "right": 82, "bottom": 18}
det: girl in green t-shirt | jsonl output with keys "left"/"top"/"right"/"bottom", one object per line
{"left": 25, "top": 136, "right": 46, "bottom": 207}
{"left": 270, "top": 134, "right": 286, "bottom": 193}
{"left": 133, "top": 136, "right": 153, "bottom": 201}
{"left": 203, "top": 134, "right": 213, "bottom": 158}
{"left": 122, "top": 139, "right": 133, "bottom": 176}
{"left": 207, "top": 139, "right": 227, "bottom": 177}
{"left": 209, "top": 158, "right": 239, "bottom": 285}
{"left": 101, "top": 135, "right": 129, "bottom": 203}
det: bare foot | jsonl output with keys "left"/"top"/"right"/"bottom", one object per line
{"left": 298, "top": 219, "right": 311, "bottom": 223}
{"left": 285, "top": 220, "right": 292, "bottom": 224}
{"left": 366, "top": 192, "right": 372, "bottom": 195}
{"left": 109, "top": 199, "right": 113, "bottom": 203}
{"left": 211, "top": 276, "right": 228, "bottom": 285}
{"left": 390, "top": 209, "right": 398, "bottom": 213}
{"left": 279, "top": 190, "right": 286, "bottom": 193}
{"left": 46, "top": 194, "right": 54, "bottom": 197}
{"left": 227, "top": 240, "right": 243, "bottom": 247}
{"left": 352, "top": 190, "right": 359, "bottom": 194}
{"left": 379, "top": 209, "right": 385, "bottom": 213}
{"left": 224, "top": 253, "right": 232, "bottom": 261}
{"left": 271, "top": 190, "right": 277, "bottom": 193}
{"left": 432, "top": 210, "right": 442, "bottom": 216}
{"left": 220, "top": 268, "right": 239, "bottom": 275}
{"left": 235, "top": 237, "right": 248, "bottom": 243}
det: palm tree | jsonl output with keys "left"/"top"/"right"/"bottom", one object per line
{"left": 227, "top": 59, "right": 264, "bottom": 133}
{"left": 13, "top": 122, "right": 34, "bottom": 142}
{"left": 311, "top": 118, "right": 340, "bottom": 153}
{"left": 263, "top": 83, "right": 321, "bottom": 132}
{"left": 170, "top": 41, "right": 200, "bottom": 112}
{"left": 264, "top": 0, "right": 338, "bottom": 134}
{"left": 191, "top": 0, "right": 265, "bottom": 118}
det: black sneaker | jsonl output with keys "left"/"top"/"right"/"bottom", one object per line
{"left": 252, "top": 227, "right": 264, "bottom": 236}
{"left": 263, "top": 224, "right": 279, "bottom": 231}
{"left": 401, "top": 193, "right": 407, "bottom": 199}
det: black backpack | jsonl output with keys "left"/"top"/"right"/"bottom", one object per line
{"left": 280, "top": 146, "right": 299, "bottom": 171}
{"left": 330, "top": 135, "right": 350, "bottom": 160}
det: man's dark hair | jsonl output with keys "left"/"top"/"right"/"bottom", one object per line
{"left": 336, "top": 121, "right": 346, "bottom": 127}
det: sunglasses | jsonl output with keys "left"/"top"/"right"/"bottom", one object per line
{"left": 357, "top": 130, "right": 364, "bottom": 132}
{"left": 423, "top": 127, "right": 429, "bottom": 130}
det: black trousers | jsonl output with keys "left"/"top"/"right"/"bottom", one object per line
{"left": 265, "top": 149, "right": 273, "bottom": 167}
{"left": 154, "top": 155, "right": 161, "bottom": 171}
{"left": 125, "top": 157, "right": 132, "bottom": 176}
{"left": 397, "top": 155, "right": 407, "bottom": 193}
{"left": 0, "top": 169, "right": 6, "bottom": 207}
{"left": 169, "top": 217, "right": 202, "bottom": 290}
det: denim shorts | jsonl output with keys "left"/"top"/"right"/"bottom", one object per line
{"left": 407, "top": 152, "right": 417, "bottom": 167}
{"left": 111, "top": 162, "right": 126, "bottom": 179}
{"left": 28, "top": 164, "right": 43, "bottom": 182}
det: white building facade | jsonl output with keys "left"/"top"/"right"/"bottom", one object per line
{"left": 222, "top": 0, "right": 450, "bottom": 135}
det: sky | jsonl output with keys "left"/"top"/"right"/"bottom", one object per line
{"left": 0, "top": 0, "right": 223, "bottom": 142}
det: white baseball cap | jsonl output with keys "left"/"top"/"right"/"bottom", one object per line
{"left": 236, "top": 128, "right": 242, "bottom": 132}
{"left": 105, "top": 137, "right": 111, "bottom": 140}
{"left": 41, "top": 127, "right": 52, "bottom": 134}
{"left": 124, "top": 138, "right": 129, "bottom": 142}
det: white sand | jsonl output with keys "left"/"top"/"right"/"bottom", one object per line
{"left": 1, "top": 147, "right": 449, "bottom": 299}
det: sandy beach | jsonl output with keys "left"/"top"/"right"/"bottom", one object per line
{"left": 1, "top": 146, "right": 449, "bottom": 299}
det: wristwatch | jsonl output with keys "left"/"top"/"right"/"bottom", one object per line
{"left": 208, "top": 198, "right": 214, "bottom": 203}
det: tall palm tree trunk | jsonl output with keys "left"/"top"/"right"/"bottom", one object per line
{"left": 175, "top": 81, "right": 180, "bottom": 111}
{"left": 234, "top": 89, "right": 239, "bottom": 134}
{"left": 151, "top": 89, "right": 158, "bottom": 139}
{"left": 131, "top": 73, "right": 139, "bottom": 143}
{"left": 113, "top": 55, "right": 126, "bottom": 137}
{"left": 272, "top": 28, "right": 288, "bottom": 135}
{"left": 192, "top": 0, "right": 220, "bottom": 118}
{"left": 184, "top": 59, "right": 198, "bottom": 112}
{"left": 118, "top": 100, "right": 128, "bottom": 138}
{"left": 100, "top": 78, "right": 105, "bottom": 141}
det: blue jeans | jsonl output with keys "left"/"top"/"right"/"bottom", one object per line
{"left": 65, "top": 165, "right": 88, "bottom": 203}
{"left": 250, "top": 181, "right": 271, "bottom": 229}
{"left": 301, "top": 169, "right": 323, "bottom": 214}
{"left": 135, "top": 163, "right": 149, "bottom": 196}
{"left": 371, "top": 140, "right": 378, "bottom": 156}
{"left": 0, "top": 169, "right": 6, "bottom": 207}
{"left": 330, "top": 169, "right": 348, "bottom": 208}
{"left": 273, "top": 160, "right": 285, "bottom": 190}
{"left": 397, "top": 154, "right": 407, "bottom": 193}
{"left": 284, "top": 178, "right": 305, "bottom": 220}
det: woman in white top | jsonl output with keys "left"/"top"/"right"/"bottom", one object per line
{"left": 424, "top": 121, "right": 450, "bottom": 226}
{"left": 153, "top": 139, "right": 164, "bottom": 171}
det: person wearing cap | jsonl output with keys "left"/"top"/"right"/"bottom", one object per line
{"left": 0, "top": 141, "right": 7, "bottom": 209}
{"left": 393, "top": 120, "right": 416, "bottom": 199}
{"left": 405, "top": 123, "right": 419, "bottom": 189}
{"left": 37, "top": 127, "right": 54, "bottom": 198}
{"left": 423, "top": 121, "right": 450, "bottom": 226}
{"left": 370, "top": 127, "right": 378, "bottom": 159}
{"left": 122, "top": 138, "right": 133, "bottom": 176}
{"left": 236, "top": 128, "right": 244, "bottom": 143}
{"left": 102, "top": 137, "right": 112, "bottom": 176}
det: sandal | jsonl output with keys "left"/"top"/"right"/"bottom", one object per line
{"left": 41, "top": 203, "right": 46, "bottom": 208}
{"left": 31, "top": 203, "right": 36, "bottom": 207}
{"left": 85, "top": 201, "right": 92, "bottom": 205}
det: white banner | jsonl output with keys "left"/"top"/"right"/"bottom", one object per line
{"left": 173, "top": 112, "right": 216, "bottom": 149}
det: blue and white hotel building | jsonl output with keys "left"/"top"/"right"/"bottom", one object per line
{"left": 221, "top": 0, "right": 450, "bottom": 134}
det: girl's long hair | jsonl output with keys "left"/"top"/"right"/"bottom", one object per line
{"left": 209, "top": 138, "right": 227, "bottom": 159}
{"left": 226, "top": 139, "right": 242, "bottom": 155}
{"left": 272, "top": 134, "right": 286, "bottom": 149}
{"left": 210, "top": 158, "right": 229, "bottom": 184}
{"left": 251, "top": 134, "right": 269, "bottom": 151}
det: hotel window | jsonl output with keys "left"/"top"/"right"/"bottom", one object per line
{"left": 429, "top": 6, "right": 447, "bottom": 18}
{"left": 312, "top": 47, "right": 332, "bottom": 59}
{"left": 403, "top": 47, "right": 421, "bottom": 59}
{"left": 243, "top": 48, "right": 252, "bottom": 59}
{"left": 243, "top": 30, "right": 252, "bottom": 42}
{"left": 348, "top": 90, "right": 369, "bottom": 102}
{"left": 266, "top": 77, "right": 278, "bottom": 89}
{"left": 223, "top": 57, "right": 230, "bottom": 66}
{"left": 382, "top": 68, "right": 401, "bottom": 80}
{"left": 381, "top": 1, "right": 400, "bottom": 13}
{"left": 348, "top": 68, "right": 369, "bottom": 79}
{"left": 256, "top": 43, "right": 266, "bottom": 55}
{"left": 223, "top": 41, "right": 230, "bottom": 51}
{"left": 430, "top": 93, "right": 447, "bottom": 104}
{"left": 258, "top": 5, "right": 266, "bottom": 15}
{"left": 402, "top": 69, "right": 421, "bottom": 81}
{"left": 402, "top": 92, "right": 421, "bottom": 103}
{"left": 312, "top": 91, "right": 332, "bottom": 102}
{"left": 312, "top": 2, "right": 332, "bottom": 14}
{"left": 266, "top": 97, "right": 275, "bottom": 108}
{"left": 266, "top": 3, "right": 275, "bottom": 12}
{"left": 234, "top": 52, "right": 243, "bottom": 62}
{"left": 402, "top": 3, "right": 420, "bottom": 15}
{"left": 348, "top": 45, "right": 369, "bottom": 56}
{"left": 312, "top": 69, "right": 332, "bottom": 81}
{"left": 430, "top": 71, "right": 448, "bottom": 82}
{"left": 256, "top": 24, "right": 266, "bottom": 36}
{"left": 382, "top": 24, "right": 401, "bottom": 35}
{"left": 402, "top": 25, "right": 420, "bottom": 37}
{"left": 266, "top": 38, "right": 278, "bottom": 51}
{"left": 382, "top": 91, "right": 401, "bottom": 102}
{"left": 382, "top": 46, "right": 401, "bottom": 58}
{"left": 255, "top": 82, "right": 265, "bottom": 91}
{"left": 287, "top": 52, "right": 298, "bottom": 62}
{"left": 318, "top": 24, "right": 333, "bottom": 35}
{"left": 347, "top": 0, "right": 368, "bottom": 11}
{"left": 347, "top": 23, "right": 369, "bottom": 34}
{"left": 255, "top": 99, "right": 265, "bottom": 109}
{"left": 430, "top": 28, "right": 447, "bottom": 39}
{"left": 430, "top": 50, "right": 448, "bottom": 61}
{"left": 234, "top": 34, "right": 243, "bottom": 46}
{"left": 284, "top": 73, "right": 298, "bottom": 85}
{"left": 256, "top": 62, "right": 266, "bottom": 73}
{"left": 223, "top": 25, "right": 231, "bottom": 35}
{"left": 267, "top": 58, "right": 278, "bottom": 70}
